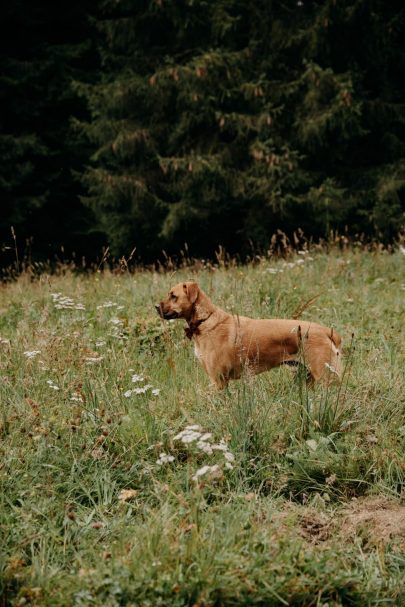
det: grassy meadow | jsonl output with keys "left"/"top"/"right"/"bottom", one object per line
{"left": 1, "top": 250, "right": 404, "bottom": 606}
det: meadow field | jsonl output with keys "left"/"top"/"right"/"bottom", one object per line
{"left": 1, "top": 250, "right": 404, "bottom": 606}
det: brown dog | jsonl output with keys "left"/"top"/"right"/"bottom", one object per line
{"left": 156, "top": 281, "right": 342, "bottom": 389}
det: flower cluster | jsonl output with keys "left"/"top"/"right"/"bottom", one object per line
{"left": 109, "top": 318, "right": 123, "bottom": 326}
{"left": 108, "top": 317, "right": 128, "bottom": 341}
{"left": 156, "top": 453, "right": 175, "bottom": 465}
{"left": 70, "top": 391, "right": 84, "bottom": 403}
{"left": 24, "top": 350, "right": 41, "bottom": 359}
{"left": 192, "top": 464, "right": 222, "bottom": 481}
{"left": 46, "top": 379, "right": 60, "bottom": 391}
{"left": 169, "top": 424, "right": 236, "bottom": 482}
{"left": 96, "top": 301, "right": 125, "bottom": 311}
{"left": 124, "top": 374, "right": 160, "bottom": 398}
{"left": 84, "top": 356, "right": 104, "bottom": 365}
{"left": 174, "top": 426, "right": 234, "bottom": 460}
{"left": 51, "top": 292, "right": 85, "bottom": 311}
{"left": 265, "top": 252, "right": 314, "bottom": 275}
{"left": 131, "top": 374, "right": 144, "bottom": 383}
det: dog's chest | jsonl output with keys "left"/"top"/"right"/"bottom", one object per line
{"left": 194, "top": 342, "right": 203, "bottom": 362}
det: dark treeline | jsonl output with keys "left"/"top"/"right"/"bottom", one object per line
{"left": 1, "top": 0, "right": 404, "bottom": 266}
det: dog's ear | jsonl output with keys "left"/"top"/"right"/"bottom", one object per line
{"left": 183, "top": 281, "right": 199, "bottom": 304}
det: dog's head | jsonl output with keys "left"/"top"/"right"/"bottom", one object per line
{"left": 155, "top": 281, "right": 200, "bottom": 321}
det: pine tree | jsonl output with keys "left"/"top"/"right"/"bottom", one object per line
{"left": 0, "top": 0, "right": 101, "bottom": 264}
{"left": 4, "top": 0, "right": 401, "bottom": 263}
{"left": 81, "top": 0, "right": 405, "bottom": 258}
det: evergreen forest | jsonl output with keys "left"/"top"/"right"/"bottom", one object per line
{"left": 1, "top": 0, "right": 405, "bottom": 265}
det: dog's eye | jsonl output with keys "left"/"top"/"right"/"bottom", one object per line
{"left": 170, "top": 293, "right": 177, "bottom": 301}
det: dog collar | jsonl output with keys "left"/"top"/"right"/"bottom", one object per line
{"left": 184, "top": 314, "right": 212, "bottom": 340}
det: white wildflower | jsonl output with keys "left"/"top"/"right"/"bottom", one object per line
{"left": 185, "top": 425, "right": 201, "bottom": 431}
{"left": 95, "top": 340, "right": 106, "bottom": 347}
{"left": 193, "top": 465, "right": 211, "bottom": 478}
{"left": 70, "top": 392, "right": 83, "bottom": 402}
{"left": 97, "top": 301, "right": 117, "bottom": 309}
{"left": 156, "top": 453, "right": 175, "bottom": 465}
{"left": 212, "top": 440, "right": 229, "bottom": 452}
{"left": 84, "top": 356, "right": 103, "bottom": 364}
{"left": 151, "top": 388, "right": 160, "bottom": 396}
{"left": 225, "top": 462, "right": 234, "bottom": 470}
{"left": 46, "top": 379, "right": 60, "bottom": 391}
{"left": 224, "top": 451, "right": 235, "bottom": 462}
{"left": 196, "top": 441, "right": 213, "bottom": 454}
{"left": 109, "top": 318, "right": 123, "bottom": 325}
{"left": 24, "top": 350, "right": 41, "bottom": 359}
{"left": 192, "top": 464, "right": 221, "bottom": 482}
{"left": 180, "top": 431, "right": 201, "bottom": 444}
{"left": 124, "top": 390, "right": 133, "bottom": 398}
{"left": 131, "top": 374, "right": 144, "bottom": 383}
{"left": 51, "top": 292, "right": 85, "bottom": 311}
{"left": 173, "top": 428, "right": 202, "bottom": 443}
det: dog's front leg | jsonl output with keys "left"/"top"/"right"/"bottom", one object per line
{"left": 209, "top": 371, "right": 229, "bottom": 390}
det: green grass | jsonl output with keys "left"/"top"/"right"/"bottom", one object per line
{"left": 1, "top": 250, "right": 404, "bottom": 606}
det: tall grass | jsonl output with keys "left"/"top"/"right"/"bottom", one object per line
{"left": 1, "top": 250, "right": 404, "bottom": 605}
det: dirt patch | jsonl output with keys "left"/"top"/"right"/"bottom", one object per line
{"left": 298, "top": 510, "right": 332, "bottom": 543}
{"left": 339, "top": 497, "right": 405, "bottom": 545}
{"left": 269, "top": 505, "right": 333, "bottom": 544}
{"left": 268, "top": 497, "right": 405, "bottom": 547}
